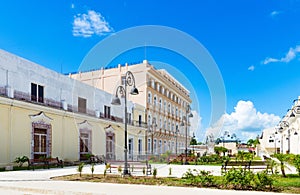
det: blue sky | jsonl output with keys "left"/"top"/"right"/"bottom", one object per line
{"left": 1, "top": 0, "right": 300, "bottom": 142}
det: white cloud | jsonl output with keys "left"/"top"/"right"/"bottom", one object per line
{"left": 71, "top": 4, "right": 75, "bottom": 9}
{"left": 263, "top": 45, "right": 300, "bottom": 64}
{"left": 270, "top": 11, "right": 280, "bottom": 17}
{"left": 248, "top": 65, "right": 255, "bottom": 71}
{"left": 189, "top": 110, "right": 202, "bottom": 137}
{"left": 72, "top": 10, "right": 113, "bottom": 38}
{"left": 205, "top": 100, "right": 280, "bottom": 141}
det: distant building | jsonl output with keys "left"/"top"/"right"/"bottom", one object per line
{"left": 260, "top": 98, "right": 300, "bottom": 155}
{"left": 70, "top": 60, "right": 193, "bottom": 155}
{"left": 215, "top": 131, "right": 240, "bottom": 155}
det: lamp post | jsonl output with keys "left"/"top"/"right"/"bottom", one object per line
{"left": 111, "top": 71, "right": 139, "bottom": 176}
{"left": 181, "top": 105, "right": 193, "bottom": 165}
{"left": 175, "top": 125, "right": 178, "bottom": 155}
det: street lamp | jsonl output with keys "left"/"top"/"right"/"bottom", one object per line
{"left": 111, "top": 71, "right": 139, "bottom": 176}
{"left": 175, "top": 125, "right": 178, "bottom": 155}
{"left": 181, "top": 105, "right": 193, "bottom": 165}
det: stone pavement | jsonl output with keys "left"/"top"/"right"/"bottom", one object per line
{"left": 0, "top": 164, "right": 294, "bottom": 194}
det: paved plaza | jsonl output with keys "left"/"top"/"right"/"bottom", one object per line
{"left": 0, "top": 164, "right": 293, "bottom": 195}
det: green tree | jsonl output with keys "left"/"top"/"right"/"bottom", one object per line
{"left": 274, "top": 153, "right": 289, "bottom": 177}
{"left": 190, "top": 137, "right": 197, "bottom": 146}
{"left": 237, "top": 151, "right": 246, "bottom": 162}
{"left": 244, "top": 152, "right": 254, "bottom": 161}
{"left": 293, "top": 154, "right": 300, "bottom": 176}
{"left": 214, "top": 146, "right": 228, "bottom": 156}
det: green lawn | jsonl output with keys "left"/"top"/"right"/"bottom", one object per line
{"left": 52, "top": 173, "right": 300, "bottom": 194}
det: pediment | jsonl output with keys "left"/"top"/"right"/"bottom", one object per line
{"left": 78, "top": 120, "right": 92, "bottom": 130}
{"left": 30, "top": 112, "right": 52, "bottom": 124}
{"left": 105, "top": 125, "right": 116, "bottom": 134}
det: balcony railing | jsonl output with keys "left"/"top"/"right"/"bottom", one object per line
{"left": 4, "top": 89, "right": 146, "bottom": 127}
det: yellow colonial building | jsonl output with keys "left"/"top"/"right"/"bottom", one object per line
{"left": 0, "top": 49, "right": 147, "bottom": 167}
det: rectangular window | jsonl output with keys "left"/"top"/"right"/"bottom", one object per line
{"left": 159, "top": 140, "right": 162, "bottom": 154}
{"left": 80, "top": 133, "right": 89, "bottom": 153}
{"left": 31, "top": 83, "right": 44, "bottom": 103}
{"left": 78, "top": 97, "right": 87, "bottom": 113}
{"left": 154, "top": 139, "right": 157, "bottom": 154}
{"left": 127, "top": 113, "right": 131, "bottom": 124}
{"left": 33, "top": 128, "right": 47, "bottom": 159}
{"left": 128, "top": 138, "right": 133, "bottom": 155}
{"left": 104, "top": 105, "right": 111, "bottom": 118}
{"left": 138, "top": 139, "right": 142, "bottom": 155}
{"left": 147, "top": 138, "right": 151, "bottom": 153}
{"left": 38, "top": 85, "right": 44, "bottom": 103}
{"left": 31, "top": 83, "right": 37, "bottom": 101}
{"left": 121, "top": 76, "right": 126, "bottom": 85}
{"left": 138, "top": 115, "right": 142, "bottom": 127}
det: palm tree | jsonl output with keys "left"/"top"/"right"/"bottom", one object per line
{"left": 274, "top": 153, "right": 288, "bottom": 177}
{"left": 237, "top": 151, "right": 246, "bottom": 162}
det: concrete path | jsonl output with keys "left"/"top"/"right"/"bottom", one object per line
{"left": 0, "top": 164, "right": 294, "bottom": 194}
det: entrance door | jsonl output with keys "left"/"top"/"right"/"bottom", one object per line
{"left": 106, "top": 132, "right": 115, "bottom": 160}
{"left": 33, "top": 128, "right": 47, "bottom": 159}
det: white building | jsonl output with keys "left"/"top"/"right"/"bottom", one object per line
{"left": 260, "top": 97, "right": 300, "bottom": 155}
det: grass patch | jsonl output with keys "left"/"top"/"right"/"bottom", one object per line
{"left": 52, "top": 173, "right": 300, "bottom": 193}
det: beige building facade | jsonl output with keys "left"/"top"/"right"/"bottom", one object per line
{"left": 70, "top": 60, "right": 193, "bottom": 155}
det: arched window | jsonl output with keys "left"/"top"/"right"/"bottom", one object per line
{"left": 154, "top": 95, "right": 157, "bottom": 106}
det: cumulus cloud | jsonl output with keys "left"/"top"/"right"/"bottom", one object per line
{"left": 270, "top": 11, "right": 280, "bottom": 17}
{"left": 205, "top": 100, "right": 280, "bottom": 141}
{"left": 248, "top": 65, "right": 255, "bottom": 71}
{"left": 189, "top": 110, "right": 202, "bottom": 137}
{"left": 73, "top": 10, "right": 113, "bottom": 38}
{"left": 263, "top": 45, "right": 300, "bottom": 64}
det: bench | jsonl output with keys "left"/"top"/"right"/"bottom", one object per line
{"left": 106, "top": 161, "right": 152, "bottom": 175}
{"left": 28, "top": 157, "right": 63, "bottom": 170}
{"left": 221, "top": 160, "right": 269, "bottom": 173}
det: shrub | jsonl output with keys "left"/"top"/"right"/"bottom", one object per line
{"left": 104, "top": 168, "right": 107, "bottom": 178}
{"left": 153, "top": 168, "right": 157, "bottom": 178}
{"left": 223, "top": 168, "right": 254, "bottom": 190}
{"left": 118, "top": 165, "right": 122, "bottom": 175}
{"left": 254, "top": 171, "right": 274, "bottom": 190}
{"left": 105, "top": 163, "right": 111, "bottom": 173}
{"left": 182, "top": 169, "right": 216, "bottom": 187}
{"left": 223, "top": 168, "right": 275, "bottom": 191}
{"left": 77, "top": 163, "right": 85, "bottom": 177}
{"left": 91, "top": 163, "right": 95, "bottom": 177}
{"left": 14, "top": 156, "right": 29, "bottom": 167}
{"left": 293, "top": 154, "right": 300, "bottom": 176}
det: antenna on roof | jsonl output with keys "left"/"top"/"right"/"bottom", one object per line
{"left": 144, "top": 42, "right": 147, "bottom": 60}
